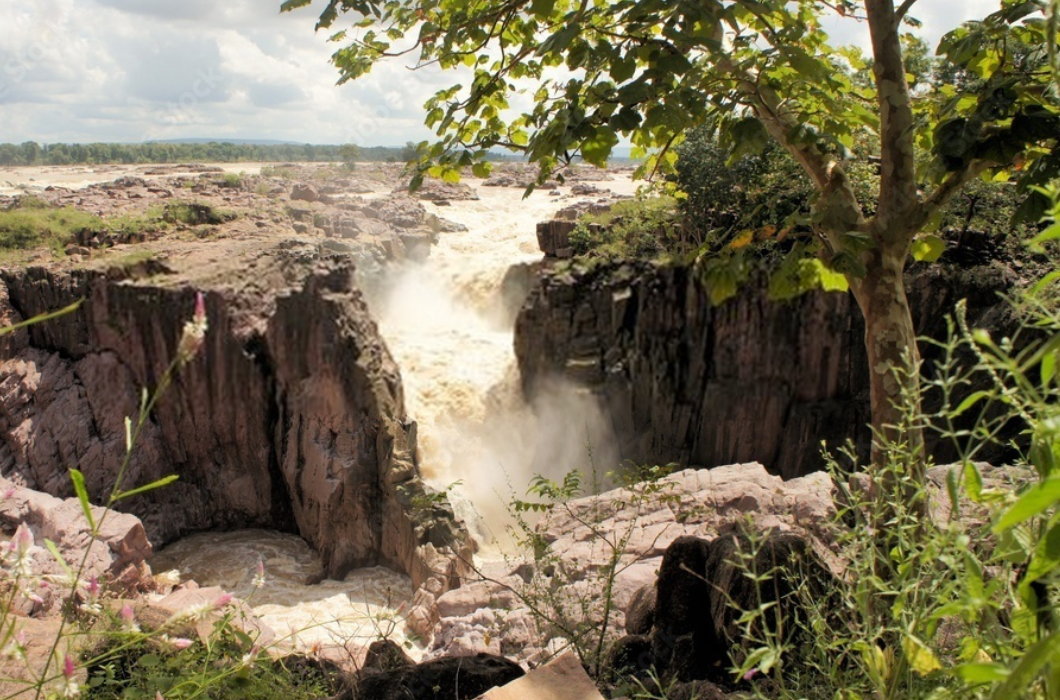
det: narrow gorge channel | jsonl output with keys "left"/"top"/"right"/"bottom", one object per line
{"left": 145, "top": 175, "right": 641, "bottom": 656}
{"left": 362, "top": 176, "right": 638, "bottom": 547}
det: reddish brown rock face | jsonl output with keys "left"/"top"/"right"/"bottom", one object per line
{"left": 0, "top": 256, "right": 469, "bottom": 590}
{"left": 515, "top": 261, "right": 1020, "bottom": 478}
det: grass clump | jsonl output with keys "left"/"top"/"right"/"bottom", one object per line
{"left": 162, "top": 202, "right": 236, "bottom": 227}
{"left": 82, "top": 622, "right": 337, "bottom": 700}
{"left": 0, "top": 198, "right": 103, "bottom": 252}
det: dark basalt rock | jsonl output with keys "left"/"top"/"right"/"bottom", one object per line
{"left": 646, "top": 531, "right": 837, "bottom": 685}
{"left": 354, "top": 653, "right": 524, "bottom": 700}
{"left": 651, "top": 536, "right": 726, "bottom": 682}
{"left": 362, "top": 639, "right": 414, "bottom": 673}
{"left": 515, "top": 260, "right": 1020, "bottom": 478}
{"left": 625, "top": 583, "right": 656, "bottom": 636}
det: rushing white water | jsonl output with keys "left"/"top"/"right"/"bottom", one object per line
{"left": 151, "top": 530, "right": 418, "bottom": 658}
{"left": 366, "top": 176, "right": 639, "bottom": 548}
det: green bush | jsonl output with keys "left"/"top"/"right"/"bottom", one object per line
{"left": 218, "top": 172, "right": 243, "bottom": 189}
{"left": 570, "top": 194, "right": 683, "bottom": 260}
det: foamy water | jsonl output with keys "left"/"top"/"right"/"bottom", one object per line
{"left": 151, "top": 530, "right": 417, "bottom": 657}
{"left": 366, "top": 176, "right": 639, "bottom": 548}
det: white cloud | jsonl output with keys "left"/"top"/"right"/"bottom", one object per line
{"left": 0, "top": 0, "right": 1023, "bottom": 146}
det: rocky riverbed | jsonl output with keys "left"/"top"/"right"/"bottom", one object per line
{"left": 0, "top": 160, "right": 1036, "bottom": 699}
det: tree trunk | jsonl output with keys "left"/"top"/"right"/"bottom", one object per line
{"left": 851, "top": 248, "right": 927, "bottom": 514}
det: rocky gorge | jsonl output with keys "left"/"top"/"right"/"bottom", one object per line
{"left": 0, "top": 161, "right": 1038, "bottom": 699}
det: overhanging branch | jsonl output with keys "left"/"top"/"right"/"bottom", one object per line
{"left": 894, "top": 0, "right": 918, "bottom": 25}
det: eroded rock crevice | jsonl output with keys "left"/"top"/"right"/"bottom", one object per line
{"left": 0, "top": 255, "right": 470, "bottom": 594}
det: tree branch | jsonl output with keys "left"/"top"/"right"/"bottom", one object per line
{"left": 894, "top": 0, "right": 918, "bottom": 24}
{"left": 866, "top": 0, "right": 920, "bottom": 245}
{"left": 908, "top": 161, "right": 990, "bottom": 236}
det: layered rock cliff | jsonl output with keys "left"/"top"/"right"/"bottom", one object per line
{"left": 0, "top": 252, "right": 469, "bottom": 592}
{"left": 514, "top": 260, "right": 1019, "bottom": 478}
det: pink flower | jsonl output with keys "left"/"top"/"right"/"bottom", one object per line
{"left": 176, "top": 291, "right": 209, "bottom": 364}
{"left": 13, "top": 524, "right": 33, "bottom": 556}
{"left": 86, "top": 576, "right": 99, "bottom": 599}
{"left": 1, "top": 486, "right": 15, "bottom": 500}
{"left": 121, "top": 604, "right": 139, "bottom": 632}
{"left": 156, "top": 692, "right": 165, "bottom": 700}
{"left": 61, "top": 655, "right": 79, "bottom": 698}
{"left": 212, "top": 593, "right": 233, "bottom": 610}
{"left": 158, "top": 635, "right": 194, "bottom": 651}
{"left": 743, "top": 668, "right": 758, "bottom": 681}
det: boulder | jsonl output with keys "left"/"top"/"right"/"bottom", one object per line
{"left": 624, "top": 584, "right": 656, "bottom": 635}
{"left": 535, "top": 220, "right": 577, "bottom": 258}
{"left": 290, "top": 183, "right": 320, "bottom": 202}
{"left": 362, "top": 639, "right": 414, "bottom": 673}
{"left": 0, "top": 477, "right": 152, "bottom": 583}
{"left": 651, "top": 536, "right": 724, "bottom": 682}
{"left": 650, "top": 531, "right": 837, "bottom": 684}
{"left": 354, "top": 653, "right": 523, "bottom": 700}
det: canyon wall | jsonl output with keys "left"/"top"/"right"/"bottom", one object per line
{"left": 515, "top": 260, "right": 1019, "bottom": 478}
{"left": 0, "top": 255, "right": 468, "bottom": 589}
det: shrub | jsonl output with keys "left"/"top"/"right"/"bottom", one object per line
{"left": 722, "top": 289, "right": 1060, "bottom": 699}
{"left": 218, "top": 172, "right": 243, "bottom": 189}
{"left": 570, "top": 194, "right": 683, "bottom": 260}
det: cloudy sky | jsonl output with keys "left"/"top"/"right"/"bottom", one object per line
{"left": 0, "top": 0, "right": 1002, "bottom": 146}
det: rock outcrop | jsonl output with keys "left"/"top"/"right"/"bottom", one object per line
{"left": 0, "top": 476, "right": 152, "bottom": 588}
{"left": 354, "top": 652, "right": 524, "bottom": 700}
{"left": 515, "top": 260, "right": 1019, "bottom": 478}
{"left": 0, "top": 254, "right": 471, "bottom": 600}
{"left": 428, "top": 463, "right": 837, "bottom": 665}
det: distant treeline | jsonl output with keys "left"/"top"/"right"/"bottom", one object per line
{"left": 0, "top": 141, "right": 428, "bottom": 166}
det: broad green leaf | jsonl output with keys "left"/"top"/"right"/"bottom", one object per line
{"left": 138, "top": 654, "right": 161, "bottom": 668}
{"left": 113, "top": 475, "right": 180, "bottom": 503}
{"left": 279, "top": 0, "right": 312, "bottom": 12}
{"left": 954, "top": 662, "right": 1010, "bottom": 684}
{"left": 581, "top": 128, "right": 619, "bottom": 168}
{"left": 911, "top": 234, "right": 946, "bottom": 262}
{"left": 1029, "top": 221, "right": 1060, "bottom": 251}
{"left": 903, "top": 634, "right": 942, "bottom": 675}
{"left": 964, "top": 461, "right": 984, "bottom": 502}
{"left": 706, "top": 266, "right": 738, "bottom": 306}
{"left": 817, "top": 263, "right": 849, "bottom": 292}
{"left": 68, "top": 468, "right": 95, "bottom": 531}
{"left": 993, "top": 475, "right": 1060, "bottom": 532}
